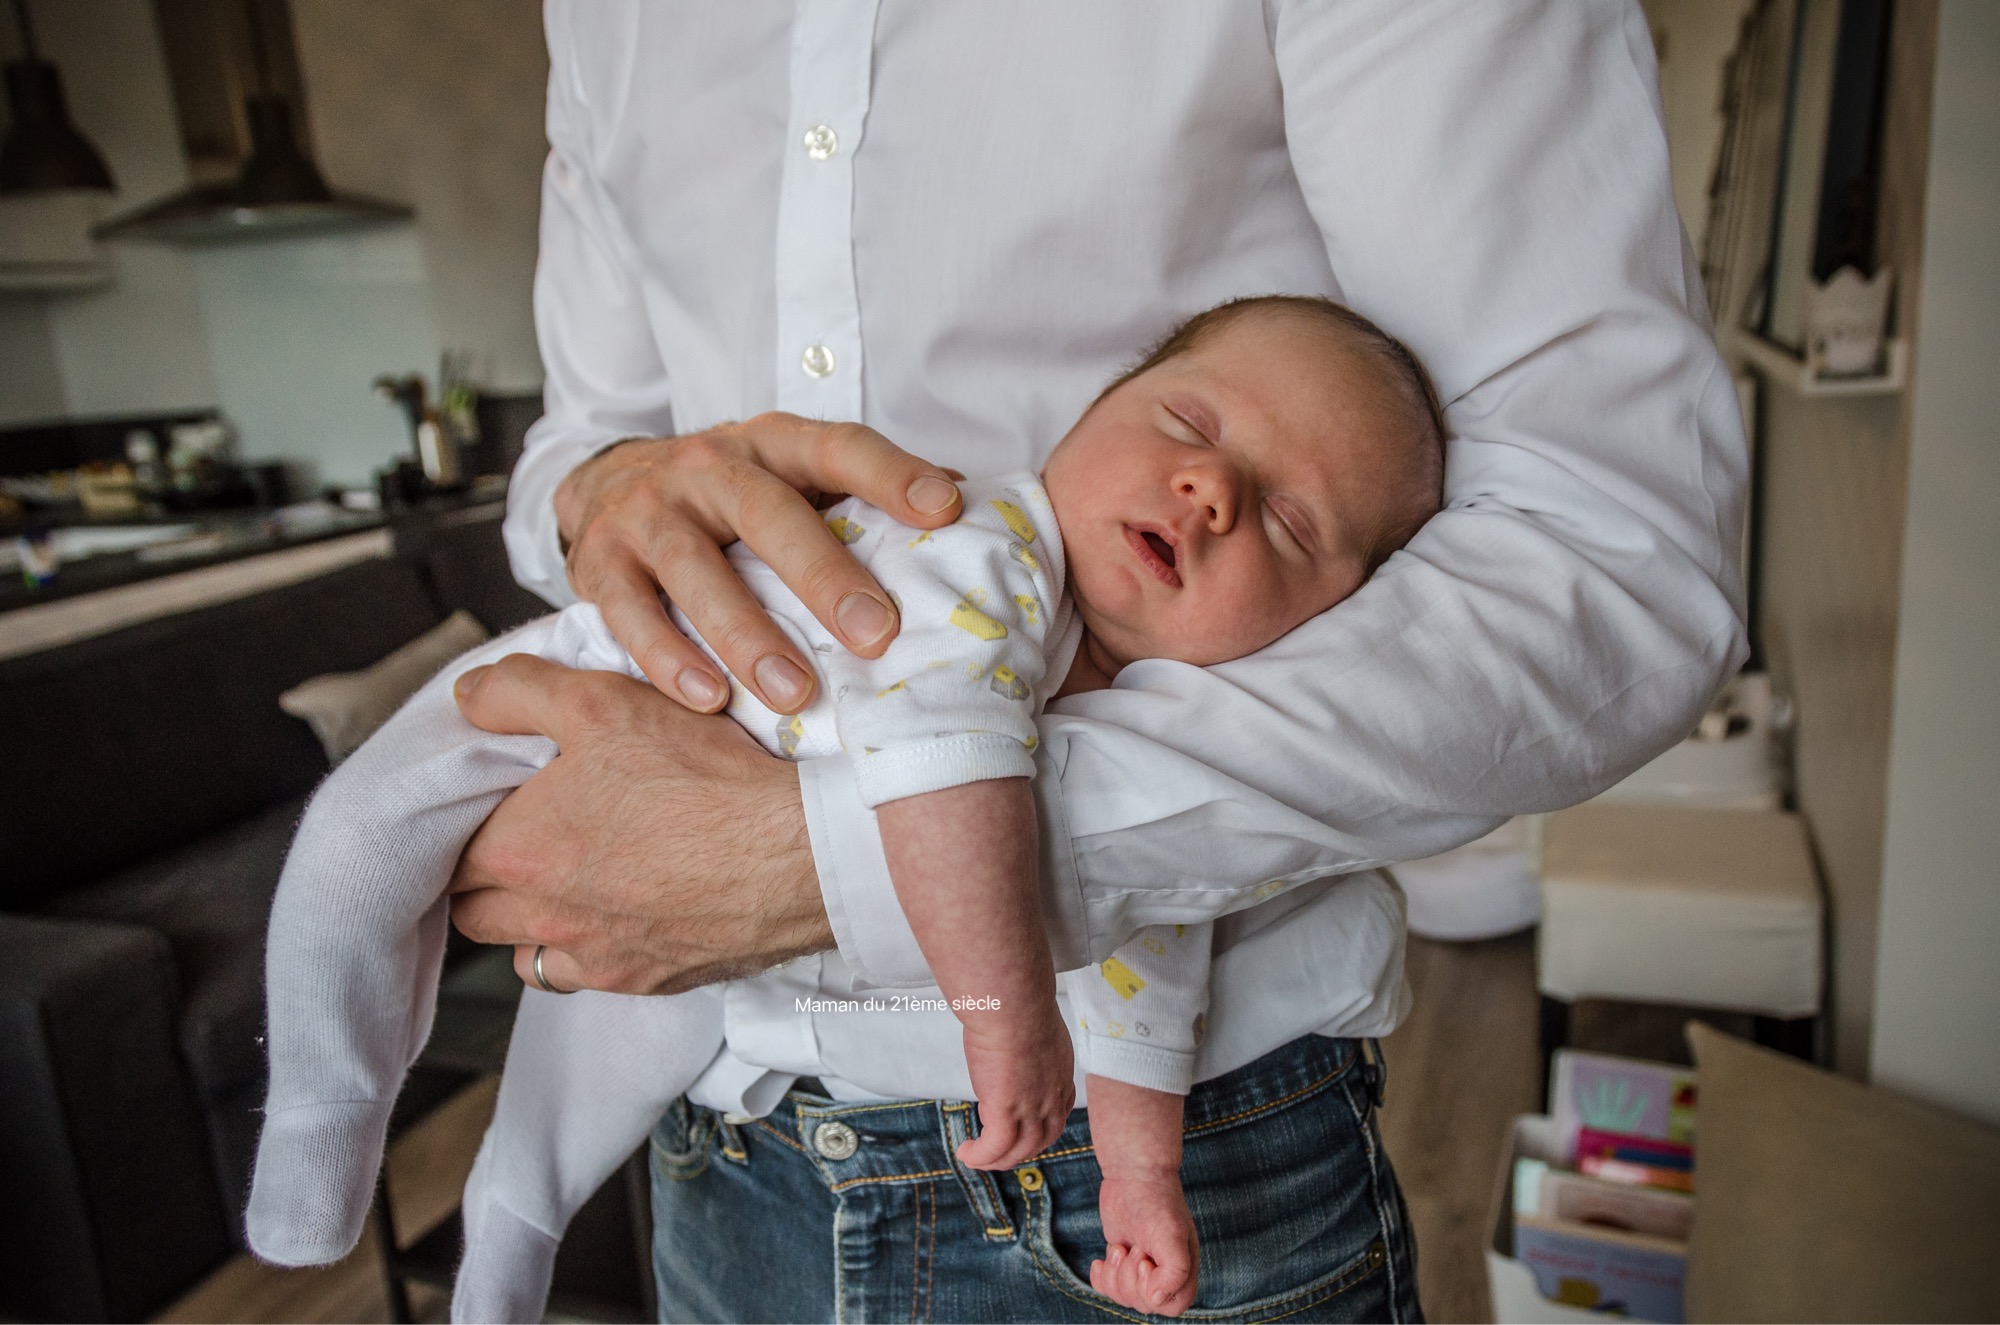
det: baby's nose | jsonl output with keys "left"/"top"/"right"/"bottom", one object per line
{"left": 1176, "top": 468, "right": 1236, "bottom": 533}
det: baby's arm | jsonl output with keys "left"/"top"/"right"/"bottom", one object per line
{"left": 1070, "top": 921, "right": 1214, "bottom": 1317}
{"left": 877, "top": 778, "right": 1073, "bottom": 1170}
{"left": 817, "top": 477, "right": 1075, "bottom": 1168}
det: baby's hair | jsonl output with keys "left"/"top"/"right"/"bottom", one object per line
{"left": 1097, "top": 294, "right": 1447, "bottom": 572}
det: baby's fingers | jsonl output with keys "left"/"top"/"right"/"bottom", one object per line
{"left": 1091, "top": 1245, "right": 1163, "bottom": 1315}
{"left": 1141, "top": 1257, "right": 1197, "bottom": 1318}
{"left": 955, "top": 1116, "right": 1021, "bottom": 1171}
{"left": 1088, "top": 1244, "right": 1128, "bottom": 1297}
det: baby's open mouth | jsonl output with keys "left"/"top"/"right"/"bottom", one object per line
{"left": 1124, "top": 524, "right": 1182, "bottom": 587}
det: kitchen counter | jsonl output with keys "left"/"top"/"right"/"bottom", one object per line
{"left": 0, "top": 484, "right": 514, "bottom": 660}
{"left": 0, "top": 503, "right": 387, "bottom": 614}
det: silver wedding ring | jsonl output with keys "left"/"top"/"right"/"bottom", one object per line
{"left": 533, "top": 944, "right": 571, "bottom": 995}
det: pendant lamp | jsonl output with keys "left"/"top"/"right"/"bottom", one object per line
{"left": 0, "top": 0, "right": 115, "bottom": 194}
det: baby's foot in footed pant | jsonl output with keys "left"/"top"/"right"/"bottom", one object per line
{"left": 1090, "top": 1174, "right": 1200, "bottom": 1317}
{"left": 954, "top": 1009, "right": 1075, "bottom": 1170}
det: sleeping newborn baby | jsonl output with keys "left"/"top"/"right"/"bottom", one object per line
{"left": 247, "top": 294, "right": 1445, "bottom": 1321}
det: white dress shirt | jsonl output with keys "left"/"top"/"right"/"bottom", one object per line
{"left": 503, "top": 1, "right": 1749, "bottom": 1078}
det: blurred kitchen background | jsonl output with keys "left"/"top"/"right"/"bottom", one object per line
{"left": 0, "top": 0, "right": 545, "bottom": 520}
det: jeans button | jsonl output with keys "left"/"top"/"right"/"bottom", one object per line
{"left": 813, "top": 1120, "right": 859, "bottom": 1160}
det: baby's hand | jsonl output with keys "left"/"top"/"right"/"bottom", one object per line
{"left": 1090, "top": 1174, "right": 1200, "bottom": 1317}
{"left": 955, "top": 1008, "right": 1075, "bottom": 1170}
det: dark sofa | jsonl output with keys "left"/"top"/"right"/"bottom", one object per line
{"left": 0, "top": 509, "right": 547, "bottom": 1322}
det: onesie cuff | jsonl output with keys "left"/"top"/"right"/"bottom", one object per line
{"left": 852, "top": 733, "right": 1038, "bottom": 809}
{"left": 1080, "top": 1035, "right": 1198, "bottom": 1095}
{"left": 798, "top": 753, "right": 932, "bottom": 988}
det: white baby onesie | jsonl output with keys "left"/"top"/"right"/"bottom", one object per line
{"left": 245, "top": 474, "right": 1212, "bottom": 1322}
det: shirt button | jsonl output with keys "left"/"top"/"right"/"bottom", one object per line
{"left": 801, "top": 343, "right": 836, "bottom": 378}
{"left": 813, "top": 1120, "right": 859, "bottom": 1160}
{"left": 803, "top": 124, "right": 838, "bottom": 160}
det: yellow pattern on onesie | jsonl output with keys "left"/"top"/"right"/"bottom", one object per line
{"left": 812, "top": 476, "right": 1074, "bottom": 811}
{"left": 1069, "top": 921, "right": 1216, "bottom": 1096}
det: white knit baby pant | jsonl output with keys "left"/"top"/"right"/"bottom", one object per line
{"left": 244, "top": 610, "right": 729, "bottom": 1323}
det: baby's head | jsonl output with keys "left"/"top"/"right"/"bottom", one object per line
{"left": 1043, "top": 295, "right": 1446, "bottom": 669}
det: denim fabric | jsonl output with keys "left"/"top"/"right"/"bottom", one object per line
{"left": 650, "top": 1034, "right": 1422, "bottom": 1323}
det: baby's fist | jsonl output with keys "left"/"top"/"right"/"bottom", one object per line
{"left": 955, "top": 1017, "right": 1076, "bottom": 1171}
{"left": 1090, "top": 1175, "right": 1199, "bottom": 1316}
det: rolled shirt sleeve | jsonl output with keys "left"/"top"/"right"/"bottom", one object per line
{"left": 805, "top": 0, "right": 1748, "bottom": 986}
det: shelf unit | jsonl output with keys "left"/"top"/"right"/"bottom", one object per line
{"left": 1729, "top": 331, "right": 1907, "bottom": 397}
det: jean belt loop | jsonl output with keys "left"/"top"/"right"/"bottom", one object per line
{"left": 1359, "top": 1038, "right": 1388, "bottom": 1112}
{"left": 716, "top": 1115, "right": 750, "bottom": 1164}
{"left": 938, "top": 1102, "right": 1018, "bottom": 1242}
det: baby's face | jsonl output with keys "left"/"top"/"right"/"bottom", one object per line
{"left": 1044, "top": 312, "right": 1414, "bottom": 669}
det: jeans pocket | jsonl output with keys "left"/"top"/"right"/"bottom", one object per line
{"left": 649, "top": 1095, "right": 717, "bottom": 1182}
{"left": 1018, "top": 1173, "right": 1389, "bottom": 1324}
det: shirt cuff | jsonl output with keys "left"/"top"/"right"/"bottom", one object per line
{"left": 1079, "top": 1035, "right": 1197, "bottom": 1095}
{"left": 851, "top": 734, "right": 1037, "bottom": 809}
{"left": 798, "top": 753, "right": 931, "bottom": 988}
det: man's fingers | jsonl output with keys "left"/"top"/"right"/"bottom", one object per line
{"left": 702, "top": 459, "right": 904, "bottom": 661}
{"left": 745, "top": 414, "right": 964, "bottom": 530}
{"left": 650, "top": 529, "right": 820, "bottom": 712}
{"left": 453, "top": 653, "right": 651, "bottom": 741}
{"left": 588, "top": 558, "right": 729, "bottom": 711}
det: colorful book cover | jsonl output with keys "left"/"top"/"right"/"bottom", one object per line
{"left": 1575, "top": 1127, "right": 1695, "bottom": 1170}
{"left": 1551, "top": 1050, "right": 1699, "bottom": 1158}
{"left": 1514, "top": 1213, "right": 1687, "bottom": 1322}
{"left": 1579, "top": 1155, "right": 1697, "bottom": 1192}
{"left": 1537, "top": 1169, "right": 1696, "bottom": 1241}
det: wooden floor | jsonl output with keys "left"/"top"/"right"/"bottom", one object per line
{"left": 155, "top": 1080, "right": 498, "bottom": 1324}
{"left": 1377, "top": 932, "right": 1543, "bottom": 1324}
{"left": 161, "top": 934, "right": 1547, "bottom": 1324}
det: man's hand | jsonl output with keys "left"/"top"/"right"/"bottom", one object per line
{"left": 446, "top": 654, "right": 836, "bottom": 994}
{"left": 555, "top": 412, "right": 964, "bottom": 713}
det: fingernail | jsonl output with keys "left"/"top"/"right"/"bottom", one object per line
{"left": 754, "top": 654, "right": 812, "bottom": 709}
{"left": 680, "top": 668, "right": 725, "bottom": 709}
{"left": 907, "top": 474, "right": 958, "bottom": 515}
{"left": 453, "top": 665, "right": 488, "bottom": 700}
{"left": 836, "top": 591, "right": 894, "bottom": 647}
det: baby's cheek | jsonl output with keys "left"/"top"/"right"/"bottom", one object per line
{"left": 1208, "top": 547, "right": 1319, "bottom": 650}
{"left": 1173, "top": 590, "right": 1290, "bottom": 666}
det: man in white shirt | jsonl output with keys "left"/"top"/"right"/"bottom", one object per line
{"left": 444, "top": 3, "right": 1747, "bottom": 1318}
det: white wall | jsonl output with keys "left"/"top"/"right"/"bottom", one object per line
{"left": 1639, "top": 0, "right": 1759, "bottom": 251}
{"left": 191, "top": 229, "right": 440, "bottom": 488}
{"left": 1869, "top": 0, "right": 2000, "bottom": 1126}
{"left": 292, "top": 0, "right": 547, "bottom": 393}
{"left": 0, "top": 301, "right": 65, "bottom": 423}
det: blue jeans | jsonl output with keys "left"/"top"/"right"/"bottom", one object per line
{"left": 649, "top": 1034, "right": 1423, "bottom": 1322}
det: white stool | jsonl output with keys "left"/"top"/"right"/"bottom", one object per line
{"left": 1536, "top": 804, "right": 1824, "bottom": 1081}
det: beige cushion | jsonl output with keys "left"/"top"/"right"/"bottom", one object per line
{"left": 1537, "top": 806, "right": 1822, "bottom": 1016}
{"left": 280, "top": 610, "right": 489, "bottom": 762}
{"left": 1686, "top": 1024, "right": 2000, "bottom": 1322}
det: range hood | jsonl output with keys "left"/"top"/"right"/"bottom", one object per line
{"left": 94, "top": 0, "right": 409, "bottom": 244}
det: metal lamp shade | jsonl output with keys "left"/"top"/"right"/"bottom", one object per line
{"left": 0, "top": 59, "right": 115, "bottom": 194}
